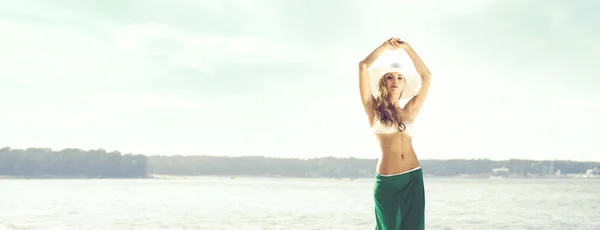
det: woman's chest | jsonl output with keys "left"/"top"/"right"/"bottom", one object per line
{"left": 395, "top": 109, "right": 413, "bottom": 122}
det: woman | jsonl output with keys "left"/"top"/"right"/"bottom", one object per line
{"left": 358, "top": 37, "right": 431, "bottom": 230}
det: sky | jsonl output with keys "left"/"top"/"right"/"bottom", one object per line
{"left": 0, "top": 0, "right": 598, "bottom": 161}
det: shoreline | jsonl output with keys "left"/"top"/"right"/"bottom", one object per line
{"left": 1, "top": 174, "right": 598, "bottom": 180}
{"left": 0, "top": 175, "right": 153, "bottom": 180}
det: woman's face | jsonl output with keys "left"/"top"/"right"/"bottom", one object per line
{"left": 382, "top": 72, "right": 405, "bottom": 95}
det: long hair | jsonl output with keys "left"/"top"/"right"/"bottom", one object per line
{"left": 373, "top": 76, "right": 406, "bottom": 132}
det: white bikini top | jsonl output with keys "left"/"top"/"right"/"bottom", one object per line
{"left": 372, "top": 119, "right": 415, "bottom": 136}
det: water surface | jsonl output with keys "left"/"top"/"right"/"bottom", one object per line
{"left": 0, "top": 176, "right": 598, "bottom": 230}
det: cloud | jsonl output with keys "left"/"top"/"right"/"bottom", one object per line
{"left": 427, "top": 0, "right": 600, "bottom": 118}
{"left": 112, "top": 22, "right": 318, "bottom": 95}
{"left": 0, "top": 19, "right": 157, "bottom": 92}
{"left": 115, "top": 23, "right": 299, "bottom": 61}
{"left": 439, "top": 0, "right": 599, "bottom": 66}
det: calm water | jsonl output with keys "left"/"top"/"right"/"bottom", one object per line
{"left": 0, "top": 176, "right": 599, "bottom": 230}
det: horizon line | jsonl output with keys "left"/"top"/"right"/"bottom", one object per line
{"left": 2, "top": 146, "right": 598, "bottom": 163}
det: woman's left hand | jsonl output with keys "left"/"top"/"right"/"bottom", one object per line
{"left": 390, "top": 38, "right": 410, "bottom": 50}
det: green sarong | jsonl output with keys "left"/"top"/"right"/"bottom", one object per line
{"left": 373, "top": 167, "right": 425, "bottom": 230}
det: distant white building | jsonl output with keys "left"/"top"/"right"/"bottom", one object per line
{"left": 555, "top": 169, "right": 561, "bottom": 176}
{"left": 492, "top": 167, "right": 510, "bottom": 177}
{"left": 585, "top": 167, "right": 599, "bottom": 177}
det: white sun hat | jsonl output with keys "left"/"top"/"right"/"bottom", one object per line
{"left": 368, "top": 62, "right": 422, "bottom": 99}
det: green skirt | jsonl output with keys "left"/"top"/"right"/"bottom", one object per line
{"left": 373, "top": 167, "right": 425, "bottom": 230}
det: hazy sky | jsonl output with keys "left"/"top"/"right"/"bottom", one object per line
{"left": 1, "top": 0, "right": 598, "bottom": 161}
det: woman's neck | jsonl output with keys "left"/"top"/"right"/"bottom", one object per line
{"left": 386, "top": 98, "right": 400, "bottom": 108}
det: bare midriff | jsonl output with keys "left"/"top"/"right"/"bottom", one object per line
{"left": 375, "top": 132, "right": 420, "bottom": 175}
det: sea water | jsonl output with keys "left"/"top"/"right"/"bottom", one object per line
{"left": 0, "top": 176, "right": 599, "bottom": 230}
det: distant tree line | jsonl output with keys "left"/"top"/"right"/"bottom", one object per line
{"left": 149, "top": 155, "right": 600, "bottom": 178}
{"left": 419, "top": 159, "right": 599, "bottom": 177}
{"left": 148, "top": 155, "right": 376, "bottom": 178}
{"left": 0, "top": 147, "right": 148, "bottom": 178}
{"left": 0, "top": 147, "right": 598, "bottom": 178}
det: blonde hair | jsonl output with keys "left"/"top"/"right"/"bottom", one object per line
{"left": 373, "top": 74, "right": 406, "bottom": 132}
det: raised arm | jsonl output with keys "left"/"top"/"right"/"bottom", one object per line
{"left": 358, "top": 39, "right": 395, "bottom": 119}
{"left": 402, "top": 43, "right": 431, "bottom": 119}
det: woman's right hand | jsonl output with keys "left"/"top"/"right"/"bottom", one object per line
{"left": 383, "top": 37, "right": 406, "bottom": 50}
